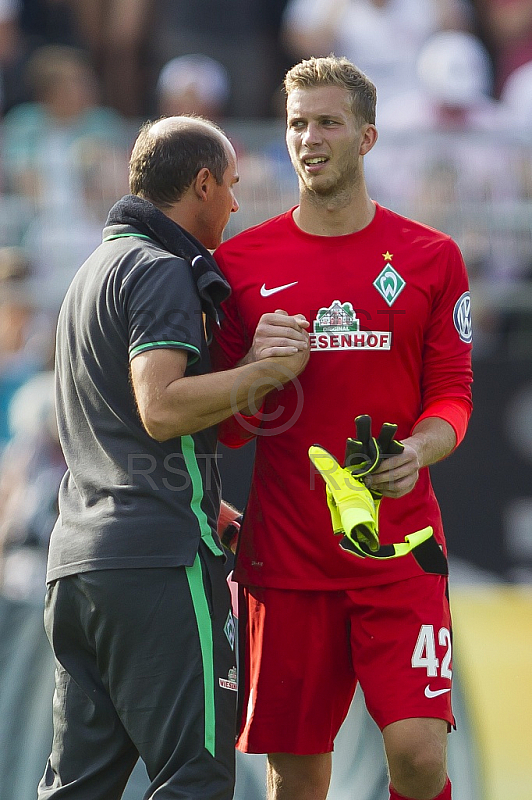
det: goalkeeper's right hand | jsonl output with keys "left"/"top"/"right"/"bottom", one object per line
{"left": 309, "top": 444, "right": 379, "bottom": 554}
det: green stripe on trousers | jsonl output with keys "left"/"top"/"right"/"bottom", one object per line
{"left": 185, "top": 554, "right": 216, "bottom": 756}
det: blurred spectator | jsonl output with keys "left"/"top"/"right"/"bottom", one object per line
{"left": 2, "top": 44, "right": 129, "bottom": 305}
{"left": 371, "top": 30, "right": 508, "bottom": 214}
{"left": 68, "top": 0, "right": 152, "bottom": 118}
{"left": 474, "top": 0, "right": 532, "bottom": 96}
{"left": 2, "top": 44, "right": 127, "bottom": 203}
{"left": 0, "top": 370, "right": 65, "bottom": 602}
{"left": 0, "top": 0, "right": 82, "bottom": 114}
{"left": 156, "top": 54, "right": 230, "bottom": 119}
{"left": 281, "top": 0, "right": 473, "bottom": 105}
{"left": 371, "top": 32, "right": 514, "bottom": 251}
{"left": 500, "top": 58, "right": 532, "bottom": 132}
{"left": 0, "top": 247, "right": 53, "bottom": 451}
{"left": 499, "top": 60, "right": 532, "bottom": 209}
{"left": 0, "top": 0, "right": 21, "bottom": 111}
{"left": 149, "top": 0, "right": 289, "bottom": 117}
{"left": 377, "top": 30, "right": 502, "bottom": 130}
{"left": 371, "top": 30, "right": 525, "bottom": 351}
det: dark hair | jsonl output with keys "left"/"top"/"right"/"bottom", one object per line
{"left": 129, "top": 116, "right": 229, "bottom": 207}
{"left": 284, "top": 55, "right": 377, "bottom": 125}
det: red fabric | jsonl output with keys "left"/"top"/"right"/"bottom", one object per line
{"left": 390, "top": 776, "right": 451, "bottom": 800}
{"left": 414, "top": 397, "right": 471, "bottom": 446}
{"left": 209, "top": 335, "right": 265, "bottom": 447}
{"left": 213, "top": 204, "right": 472, "bottom": 590}
{"left": 217, "top": 409, "right": 264, "bottom": 448}
{"left": 238, "top": 575, "right": 454, "bottom": 754}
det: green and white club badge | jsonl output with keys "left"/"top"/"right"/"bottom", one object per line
{"left": 373, "top": 252, "right": 405, "bottom": 306}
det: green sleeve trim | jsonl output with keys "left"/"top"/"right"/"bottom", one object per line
{"left": 181, "top": 435, "right": 223, "bottom": 557}
{"left": 103, "top": 233, "right": 154, "bottom": 242}
{"left": 185, "top": 554, "right": 216, "bottom": 756}
{"left": 129, "top": 341, "right": 200, "bottom": 365}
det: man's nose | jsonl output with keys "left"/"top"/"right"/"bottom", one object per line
{"left": 302, "top": 122, "right": 322, "bottom": 145}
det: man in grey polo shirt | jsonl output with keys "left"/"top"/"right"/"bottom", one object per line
{"left": 38, "top": 116, "right": 309, "bottom": 800}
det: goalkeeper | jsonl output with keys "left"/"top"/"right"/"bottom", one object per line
{"left": 211, "top": 55, "right": 473, "bottom": 800}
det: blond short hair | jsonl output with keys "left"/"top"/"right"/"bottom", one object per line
{"left": 284, "top": 55, "right": 377, "bottom": 125}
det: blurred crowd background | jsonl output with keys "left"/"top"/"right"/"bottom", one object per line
{"left": 0, "top": 4, "right": 530, "bottom": 800}
{"left": 1, "top": 0, "right": 532, "bottom": 601}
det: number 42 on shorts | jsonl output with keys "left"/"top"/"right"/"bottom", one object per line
{"left": 411, "top": 624, "right": 452, "bottom": 679}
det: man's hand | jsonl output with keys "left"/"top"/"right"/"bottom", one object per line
{"left": 246, "top": 309, "right": 310, "bottom": 362}
{"left": 365, "top": 417, "right": 457, "bottom": 498}
{"left": 237, "top": 310, "right": 310, "bottom": 417}
{"left": 365, "top": 442, "right": 421, "bottom": 498}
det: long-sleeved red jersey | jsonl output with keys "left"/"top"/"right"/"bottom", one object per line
{"left": 213, "top": 203, "right": 473, "bottom": 589}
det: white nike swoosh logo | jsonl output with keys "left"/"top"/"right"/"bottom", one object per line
{"left": 260, "top": 281, "right": 298, "bottom": 297}
{"left": 424, "top": 685, "right": 451, "bottom": 698}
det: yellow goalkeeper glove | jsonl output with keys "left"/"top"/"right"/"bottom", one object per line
{"left": 309, "top": 444, "right": 379, "bottom": 554}
{"left": 309, "top": 415, "right": 435, "bottom": 562}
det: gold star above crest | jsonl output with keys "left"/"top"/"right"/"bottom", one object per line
{"left": 382, "top": 251, "right": 393, "bottom": 261}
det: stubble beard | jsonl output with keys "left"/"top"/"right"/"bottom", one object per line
{"left": 298, "top": 159, "right": 362, "bottom": 210}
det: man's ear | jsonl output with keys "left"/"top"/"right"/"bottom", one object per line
{"left": 193, "top": 167, "right": 212, "bottom": 201}
{"left": 360, "top": 124, "right": 378, "bottom": 156}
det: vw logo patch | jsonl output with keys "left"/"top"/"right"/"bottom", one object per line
{"left": 453, "top": 291, "right": 472, "bottom": 344}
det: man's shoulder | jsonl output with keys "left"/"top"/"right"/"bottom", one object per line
{"left": 101, "top": 225, "right": 173, "bottom": 256}
{"left": 217, "top": 209, "right": 292, "bottom": 256}
{"left": 64, "top": 229, "right": 189, "bottom": 315}
{"left": 99, "top": 226, "right": 187, "bottom": 280}
{"left": 380, "top": 204, "right": 455, "bottom": 248}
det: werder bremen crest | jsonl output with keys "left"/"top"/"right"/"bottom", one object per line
{"left": 310, "top": 300, "right": 391, "bottom": 351}
{"left": 373, "top": 252, "right": 406, "bottom": 306}
{"left": 224, "top": 610, "right": 235, "bottom": 650}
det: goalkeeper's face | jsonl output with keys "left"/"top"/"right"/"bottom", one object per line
{"left": 286, "top": 85, "right": 374, "bottom": 198}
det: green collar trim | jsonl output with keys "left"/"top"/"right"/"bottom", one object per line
{"left": 102, "top": 233, "right": 154, "bottom": 242}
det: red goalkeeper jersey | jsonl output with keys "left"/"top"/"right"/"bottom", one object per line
{"left": 213, "top": 203, "right": 473, "bottom": 589}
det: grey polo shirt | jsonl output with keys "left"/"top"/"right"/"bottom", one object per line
{"left": 47, "top": 227, "right": 223, "bottom": 582}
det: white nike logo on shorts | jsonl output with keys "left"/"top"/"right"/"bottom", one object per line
{"left": 424, "top": 685, "right": 451, "bottom": 698}
{"left": 260, "top": 281, "right": 298, "bottom": 297}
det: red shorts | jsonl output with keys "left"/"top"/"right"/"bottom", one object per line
{"left": 237, "top": 574, "right": 454, "bottom": 755}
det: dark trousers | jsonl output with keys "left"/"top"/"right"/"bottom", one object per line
{"left": 38, "top": 546, "right": 237, "bottom": 799}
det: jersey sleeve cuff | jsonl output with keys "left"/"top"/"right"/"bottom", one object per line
{"left": 413, "top": 398, "right": 471, "bottom": 447}
{"left": 129, "top": 341, "right": 200, "bottom": 365}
